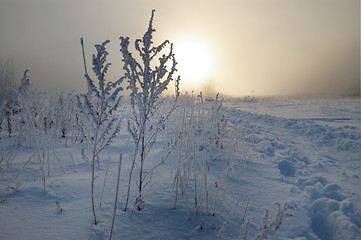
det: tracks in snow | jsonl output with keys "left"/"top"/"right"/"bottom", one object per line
{"left": 224, "top": 106, "right": 361, "bottom": 240}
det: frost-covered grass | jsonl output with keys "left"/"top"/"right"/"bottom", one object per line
{"left": 0, "top": 95, "right": 360, "bottom": 240}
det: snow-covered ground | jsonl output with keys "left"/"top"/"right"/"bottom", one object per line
{"left": 0, "top": 96, "right": 360, "bottom": 240}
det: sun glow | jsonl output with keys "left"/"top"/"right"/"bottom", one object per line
{"left": 174, "top": 39, "right": 213, "bottom": 86}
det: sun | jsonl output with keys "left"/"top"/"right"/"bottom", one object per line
{"left": 174, "top": 39, "right": 213, "bottom": 86}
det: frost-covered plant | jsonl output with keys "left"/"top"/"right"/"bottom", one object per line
{"left": 210, "top": 93, "right": 227, "bottom": 150}
{"left": 120, "top": 9, "right": 180, "bottom": 211}
{"left": 43, "top": 91, "right": 79, "bottom": 143}
{"left": 4, "top": 69, "right": 34, "bottom": 141}
{"left": 240, "top": 202, "right": 294, "bottom": 240}
{"left": 167, "top": 93, "right": 209, "bottom": 215}
{"left": 0, "top": 64, "right": 18, "bottom": 138}
{"left": 77, "top": 39, "right": 124, "bottom": 225}
{"left": 8, "top": 70, "right": 48, "bottom": 194}
{"left": 166, "top": 91, "right": 251, "bottom": 223}
{"left": 14, "top": 70, "right": 30, "bottom": 137}
{"left": 18, "top": 69, "right": 30, "bottom": 96}
{"left": 52, "top": 91, "right": 77, "bottom": 140}
{"left": 5, "top": 71, "right": 66, "bottom": 195}
{"left": 3, "top": 98, "right": 16, "bottom": 138}
{"left": 13, "top": 71, "right": 49, "bottom": 146}
{"left": 167, "top": 93, "right": 227, "bottom": 216}
{"left": 0, "top": 58, "right": 21, "bottom": 139}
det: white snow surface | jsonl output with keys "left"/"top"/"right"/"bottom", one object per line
{"left": 0, "top": 96, "right": 360, "bottom": 240}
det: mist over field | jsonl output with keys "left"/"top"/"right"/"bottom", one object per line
{"left": 0, "top": 0, "right": 359, "bottom": 97}
{"left": 0, "top": 2, "right": 361, "bottom": 239}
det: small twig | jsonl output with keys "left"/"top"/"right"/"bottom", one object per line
{"left": 16, "top": 152, "right": 36, "bottom": 177}
{"left": 142, "top": 159, "right": 165, "bottom": 182}
{"left": 242, "top": 196, "right": 250, "bottom": 221}
{"left": 186, "top": 219, "right": 204, "bottom": 239}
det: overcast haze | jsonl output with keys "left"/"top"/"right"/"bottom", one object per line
{"left": 0, "top": 0, "right": 360, "bottom": 96}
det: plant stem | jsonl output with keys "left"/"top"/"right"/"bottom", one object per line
{"left": 80, "top": 38, "right": 88, "bottom": 75}
{"left": 109, "top": 154, "right": 122, "bottom": 240}
{"left": 99, "top": 155, "right": 111, "bottom": 207}
{"left": 91, "top": 150, "right": 97, "bottom": 225}
{"left": 91, "top": 130, "right": 99, "bottom": 225}
{"left": 124, "top": 139, "right": 140, "bottom": 211}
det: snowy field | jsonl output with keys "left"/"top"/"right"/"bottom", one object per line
{"left": 0, "top": 96, "right": 360, "bottom": 240}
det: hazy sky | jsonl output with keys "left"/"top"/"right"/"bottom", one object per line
{"left": 0, "top": 0, "right": 360, "bottom": 96}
